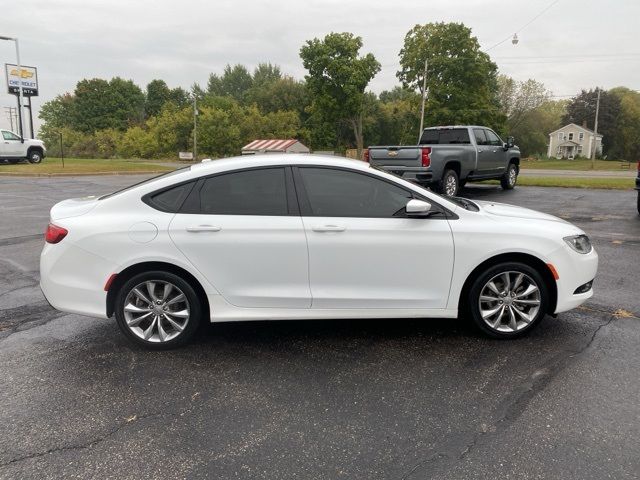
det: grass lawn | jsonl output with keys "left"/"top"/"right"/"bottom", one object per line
{"left": 0, "top": 158, "right": 174, "bottom": 175}
{"left": 479, "top": 177, "right": 634, "bottom": 190}
{"left": 520, "top": 157, "right": 634, "bottom": 171}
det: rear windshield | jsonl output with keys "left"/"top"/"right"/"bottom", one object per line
{"left": 99, "top": 166, "right": 191, "bottom": 200}
{"left": 419, "top": 128, "right": 470, "bottom": 145}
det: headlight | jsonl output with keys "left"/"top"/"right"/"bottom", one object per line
{"left": 564, "top": 234, "right": 592, "bottom": 254}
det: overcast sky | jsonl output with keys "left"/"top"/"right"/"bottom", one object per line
{"left": 1, "top": 0, "right": 639, "bottom": 133}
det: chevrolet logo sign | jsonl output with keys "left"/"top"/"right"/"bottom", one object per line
{"left": 388, "top": 151, "right": 398, "bottom": 157}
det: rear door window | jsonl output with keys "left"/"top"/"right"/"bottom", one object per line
{"left": 196, "top": 168, "right": 288, "bottom": 216}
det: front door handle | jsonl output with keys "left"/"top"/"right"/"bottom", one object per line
{"left": 186, "top": 225, "right": 221, "bottom": 232}
{"left": 312, "top": 225, "right": 346, "bottom": 232}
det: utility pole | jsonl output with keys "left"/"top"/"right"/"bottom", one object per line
{"left": 193, "top": 96, "right": 198, "bottom": 162}
{"left": 4, "top": 107, "right": 15, "bottom": 131}
{"left": 418, "top": 59, "right": 428, "bottom": 143}
{"left": 591, "top": 88, "right": 601, "bottom": 168}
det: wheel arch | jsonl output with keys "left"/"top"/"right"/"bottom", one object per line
{"left": 509, "top": 157, "right": 520, "bottom": 170}
{"left": 106, "top": 261, "right": 210, "bottom": 320}
{"left": 443, "top": 160, "right": 461, "bottom": 177}
{"left": 458, "top": 252, "right": 557, "bottom": 314}
{"left": 27, "top": 145, "right": 44, "bottom": 156}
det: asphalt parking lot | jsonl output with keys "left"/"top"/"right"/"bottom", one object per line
{"left": 0, "top": 175, "right": 639, "bottom": 479}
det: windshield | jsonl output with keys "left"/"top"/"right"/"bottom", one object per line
{"left": 99, "top": 166, "right": 191, "bottom": 200}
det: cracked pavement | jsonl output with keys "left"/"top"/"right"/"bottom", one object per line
{"left": 0, "top": 175, "right": 639, "bottom": 479}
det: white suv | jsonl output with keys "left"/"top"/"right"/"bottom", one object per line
{"left": 1, "top": 129, "right": 46, "bottom": 164}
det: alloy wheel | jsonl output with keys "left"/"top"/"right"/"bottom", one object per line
{"left": 508, "top": 166, "right": 517, "bottom": 186}
{"left": 445, "top": 174, "right": 458, "bottom": 196}
{"left": 478, "top": 271, "right": 541, "bottom": 332}
{"left": 123, "top": 280, "right": 190, "bottom": 343}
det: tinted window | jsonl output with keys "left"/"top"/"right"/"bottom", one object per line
{"left": 485, "top": 130, "right": 502, "bottom": 146}
{"left": 473, "top": 129, "right": 487, "bottom": 146}
{"left": 419, "top": 128, "right": 470, "bottom": 145}
{"left": 299, "top": 168, "right": 412, "bottom": 218}
{"left": 199, "top": 168, "right": 288, "bottom": 216}
{"left": 147, "top": 182, "right": 194, "bottom": 212}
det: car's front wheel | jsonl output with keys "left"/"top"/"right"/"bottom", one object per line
{"left": 500, "top": 162, "right": 518, "bottom": 190}
{"left": 28, "top": 150, "right": 43, "bottom": 164}
{"left": 114, "top": 271, "right": 202, "bottom": 349}
{"left": 466, "top": 262, "right": 548, "bottom": 338}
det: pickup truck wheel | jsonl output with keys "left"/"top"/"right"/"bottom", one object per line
{"left": 501, "top": 163, "right": 518, "bottom": 190}
{"left": 28, "top": 150, "right": 43, "bottom": 164}
{"left": 439, "top": 169, "right": 459, "bottom": 197}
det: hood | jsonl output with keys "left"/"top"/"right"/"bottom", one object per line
{"left": 475, "top": 200, "right": 569, "bottom": 224}
{"left": 50, "top": 196, "right": 100, "bottom": 221}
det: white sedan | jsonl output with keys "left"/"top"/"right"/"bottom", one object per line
{"left": 40, "top": 155, "right": 598, "bottom": 349}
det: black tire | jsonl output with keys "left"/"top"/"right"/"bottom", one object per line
{"left": 114, "top": 270, "right": 202, "bottom": 350}
{"left": 465, "top": 262, "right": 549, "bottom": 339}
{"left": 500, "top": 162, "right": 518, "bottom": 190}
{"left": 27, "top": 150, "right": 43, "bottom": 164}
{"left": 438, "top": 169, "right": 459, "bottom": 197}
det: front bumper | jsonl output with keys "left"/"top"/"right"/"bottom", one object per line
{"left": 552, "top": 247, "right": 599, "bottom": 313}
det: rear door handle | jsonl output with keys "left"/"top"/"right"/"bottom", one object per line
{"left": 186, "top": 225, "right": 221, "bottom": 232}
{"left": 312, "top": 225, "right": 346, "bottom": 232}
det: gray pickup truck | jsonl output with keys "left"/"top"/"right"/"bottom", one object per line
{"left": 366, "top": 126, "right": 520, "bottom": 196}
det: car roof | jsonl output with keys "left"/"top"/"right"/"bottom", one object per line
{"left": 190, "top": 154, "right": 370, "bottom": 174}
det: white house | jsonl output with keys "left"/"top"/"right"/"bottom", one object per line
{"left": 241, "top": 139, "right": 310, "bottom": 155}
{"left": 547, "top": 123, "right": 603, "bottom": 159}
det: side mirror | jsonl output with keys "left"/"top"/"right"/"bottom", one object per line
{"left": 505, "top": 136, "right": 515, "bottom": 149}
{"left": 406, "top": 199, "right": 432, "bottom": 217}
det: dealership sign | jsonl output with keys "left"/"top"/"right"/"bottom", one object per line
{"left": 5, "top": 64, "right": 38, "bottom": 96}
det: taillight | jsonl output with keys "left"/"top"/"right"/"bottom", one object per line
{"left": 637, "top": 160, "right": 640, "bottom": 172}
{"left": 45, "top": 223, "right": 68, "bottom": 244}
{"left": 421, "top": 147, "right": 431, "bottom": 167}
{"left": 363, "top": 148, "right": 370, "bottom": 162}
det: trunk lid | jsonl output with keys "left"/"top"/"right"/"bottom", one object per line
{"left": 50, "top": 196, "right": 100, "bottom": 221}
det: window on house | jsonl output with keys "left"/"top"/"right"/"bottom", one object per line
{"left": 568, "top": 133, "right": 574, "bottom": 141}
{"left": 579, "top": 132, "right": 584, "bottom": 141}
{"left": 577, "top": 146, "right": 583, "bottom": 154}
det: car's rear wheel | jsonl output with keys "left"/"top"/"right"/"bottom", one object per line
{"left": 115, "top": 271, "right": 202, "bottom": 349}
{"left": 500, "top": 163, "right": 518, "bottom": 190}
{"left": 28, "top": 150, "right": 43, "bottom": 164}
{"left": 467, "top": 262, "right": 548, "bottom": 338}
{"left": 439, "top": 169, "right": 459, "bottom": 197}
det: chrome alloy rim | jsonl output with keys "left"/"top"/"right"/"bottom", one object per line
{"left": 508, "top": 166, "right": 517, "bottom": 186}
{"left": 479, "top": 271, "right": 541, "bottom": 332}
{"left": 445, "top": 174, "right": 458, "bottom": 196}
{"left": 123, "top": 281, "right": 190, "bottom": 343}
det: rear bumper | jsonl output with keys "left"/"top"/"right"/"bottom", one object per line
{"left": 374, "top": 165, "right": 434, "bottom": 184}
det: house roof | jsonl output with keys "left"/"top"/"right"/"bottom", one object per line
{"left": 549, "top": 123, "right": 603, "bottom": 137}
{"left": 242, "top": 139, "right": 300, "bottom": 151}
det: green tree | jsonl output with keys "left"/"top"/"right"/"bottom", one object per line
{"left": 145, "top": 79, "right": 172, "bottom": 118}
{"left": 497, "top": 75, "right": 550, "bottom": 129}
{"left": 300, "top": 32, "right": 380, "bottom": 157}
{"left": 509, "top": 100, "right": 567, "bottom": 157}
{"left": 38, "top": 93, "right": 75, "bottom": 129}
{"left": 252, "top": 63, "right": 282, "bottom": 87}
{"left": 71, "top": 77, "right": 145, "bottom": 133}
{"left": 207, "top": 64, "right": 253, "bottom": 101}
{"left": 397, "top": 22, "right": 504, "bottom": 132}
{"left": 610, "top": 87, "right": 640, "bottom": 160}
{"left": 563, "top": 88, "right": 621, "bottom": 156}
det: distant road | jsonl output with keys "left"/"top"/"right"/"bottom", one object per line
{"left": 520, "top": 168, "right": 636, "bottom": 178}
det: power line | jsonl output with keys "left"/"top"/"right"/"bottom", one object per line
{"left": 484, "top": 0, "right": 561, "bottom": 52}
